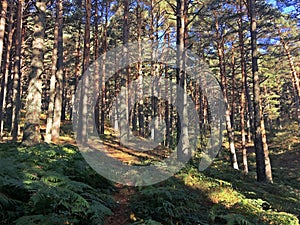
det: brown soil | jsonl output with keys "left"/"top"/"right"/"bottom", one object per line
{"left": 104, "top": 184, "right": 136, "bottom": 225}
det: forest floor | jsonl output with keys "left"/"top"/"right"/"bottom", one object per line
{"left": 60, "top": 122, "right": 300, "bottom": 225}
{"left": 0, "top": 122, "right": 299, "bottom": 224}
{"left": 51, "top": 122, "right": 300, "bottom": 224}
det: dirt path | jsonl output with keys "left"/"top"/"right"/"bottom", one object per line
{"left": 55, "top": 134, "right": 166, "bottom": 225}
{"left": 104, "top": 184, "right": 136, "bottom": 225}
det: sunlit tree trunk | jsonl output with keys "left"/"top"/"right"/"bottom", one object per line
{"left": 45, "top": 0, "right": 60, "bottom": 143}
{"left": 136, "top": 0, "right": 144, "bottom": 136}
{"left": 231, "top": 44, "right": 236, "bottom": 128}
{"left": 93, "top": 0, "right": 100, "bottom": 134}
{"left": 215, "top": 13, "right": 239, "bottom": 170}
{"left": 11, "top": 0, "right": 23, "bottom": 141}
{"left": 281, "top": 40, "right": 300, "bottom": 127}
{"left": 250, "top": 0, "right": 273, "bottom": 183}
{"left": 70, "top": 16, "right": 82, "bottom": 121}
{"left": 238, "top": 0, "right": 248, "bottom": 174}
{"left": 119, "top": 0, "right": 130, "bottom": 142}
{"left": 164, "top": 29, "right": 170, "bottom": 147}
{"left": 51, "top": 0, "right": 63, "bottom": 140}
{"left": 150, "top": 0, "right": 158, "bottom": 141}
{"left": 78, "top": 0, "right": 91, "bottom": 143}
{"left": 176, "top": 0, "right": 190, "bottom": 161}
{"left": 22, "top": 0, "right": 46, "bottom": 146}
{"left": 0, "top": 0, "right": 13, "bottom": 138}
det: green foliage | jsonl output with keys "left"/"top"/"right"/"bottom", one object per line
{"left": 130, "top": 186, "right": 208, "bottom": 225}
{"left": 209, "top": 204, "right": 252, "bottom": 225}
{"left": 129, "top": 219, "right": 162, "bottom": 225}
{"left": 0, "top": 143, "right": 114, "bottom": 224}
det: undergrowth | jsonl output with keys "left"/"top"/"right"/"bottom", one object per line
{"left": 0, "top": 143, "right": 114, "bottom": 225}
{"left": 130, "top": 165, "right": 299, "bottom": 225}
{"left": 1, "top": 124, "right": 299, "bottom": 225}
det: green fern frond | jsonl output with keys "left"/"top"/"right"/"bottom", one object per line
{"left": 218, "top": 214, "right": 252, "bottom": 225}
{"left": 15, "top": 214, "right": 78, "bottom": 225}
{"left": 88, "top": 200, "right": 112, "bottom": 224}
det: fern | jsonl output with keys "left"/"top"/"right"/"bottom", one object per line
{"left": 0, "top": 143, "right": 115, "bottom": 224}
{"left": 217, "top": 214, "right": 252, "bottom": 225}
{"left": 87, "top": 200, "right": 112, "bottom": 224}
{"left": 15, "top": 214, "right": 78, "bottom": 225}
{"left": 131, "top": 186, "right": 208, "bottom": 224}
{"left": 129, "top": 219, "right": 162, "bottom": 225}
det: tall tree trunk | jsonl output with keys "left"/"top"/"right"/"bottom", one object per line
{"left": 136, "top": 0, "right": 144, "bottom": 137}
{"left": 93, "top": 0, "right": 100, "bottom": 134}
{"left": 249, "top": 0, "right": 273, "bottom": 183}
{"left": 45, "top": 0, "right": 60, "bottom": 143}
{"left": 231, "top": 44, "right": 236, "bottom": 127}
{"left": 238, "top": 0, "right": 248, "bottom": 174}
{"left": 215, "top": 14, "right": 239, "bottom": 170}
{"left": 150, "top": 0, "right": 158, "bottom": 141}
{"left": 70, "top": 19, "right": 82, "bottom": 121}
{"left": 22, "top": 0, "right": 46, "bottom": 146}
{"left": 176, "top": 0, "right": 190, "bottom": 161}
{"left": 281, "top": 40, "right": 300, "bottom": 127}
{"left": 164, "top": 29, "right": 170, "bottom": 147}
{"left": 0, "top": 1, "right": 13, "bottom": 138}
{"left": 114, "top": 42, "right": 119, "bottom": 132}
{"left": 78, "top": 0, "right": 91, "bottom": 143}
{"left": 51, "top": 0, "right": 63, "bottom": 140}
{"left": 61, "top": 69, "right": 67, "bottom": 121}
{"left": 0, "top": 0, "right": 7, "bottom": 71}
{"left": 119, "top": 0, "right": 129, "bottom": 142}
{"left": 11, "top": 0, "right": 23, "bottom": 141}
{"left": 100, "top": 2, "right": 108, "bottom": 135}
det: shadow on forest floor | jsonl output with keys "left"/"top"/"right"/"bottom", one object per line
{"left": 0, "top": 122, "right": 299, "bottom": 225}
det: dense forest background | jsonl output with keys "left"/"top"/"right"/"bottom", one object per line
{"left": 0, "top": 0, "right": 299, "bottom": 224}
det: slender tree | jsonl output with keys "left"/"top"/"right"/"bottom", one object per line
{"left": 11, "top": 0, "right": 23, "bottom": 141}
{"left": 176, "top": 0, "right": 190, "bottom": 161}
{"left": 0, "top": 0, "right": 8, "bottom": 71}
{"left": 51, "top": 0, "right": 64, "bottom": 140}
{"left": 214, "top": 11, "right": 239, "bottom": 170}
{"left": 45, "top": 0, "right": 61, "bottom": 142}
{"left": 249, "top": 0, "right": 273, "bottom": 183}
{"left": 280, "top": 36, "right": 300, "bottom": 127}
{"left": 0, "top": 0, "right": 13, "bottom": 137}
{"left": 100, "top": 1, "right": 108, "bottom": 135}
{"left": 238, "top": 0, "right": 248, "bottom": 173}
{"left": 77, "top": 0, "right": 91, "bottom": 143}
{"left": 136, "top": 0, "right": 144, "bottom": 137}
{"left": 22, "top": 0, "right": 46, "bottom": 145}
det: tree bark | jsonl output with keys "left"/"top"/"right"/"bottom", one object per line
{"left": 231, "top": 44, "right": 236, "bottom": 128}
{"left": 136, "top": 0, "right": 144, "bottom": 137}
{"left": 0, "top": 1, "right": 13, "bottom": 138}
{"left": 78, "top": 0, "right": 91, "bottom": 143}
{"left": 93, "top": 0, "right": 100, "bottom": 134}
{"left": 215, "top": 13, "right": 239, "bottom": 170}
{"left": 11, "top": 0, "right": 23, "bottom": 141}
{"left": 0, "top": 0, "right": 8, "bottom": 71}
{"left": 119, "top": 0, "right": 130, "bottom": 142}
{"left": 176, "top": 0, "right": 190, "bottom": 161}
{"left": 22, "top": 0, "right": 46, "bottom": 146}
{"left": 250, "top": 0, "right": 273, "bottom": 183}
{"left": 45, "top": 0, "right": 60, "bottom": 143}
{"left": 51, "top": 0, "right": 63, "bottom": 140}
{"left": 281, "top": 40, "right": 300, "bottom": 127}
{"left": 100, "top": 2, "right": 108, "bottom": 135}
{"left": 238, "top": 0, "right": 248, "bottom": 174}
